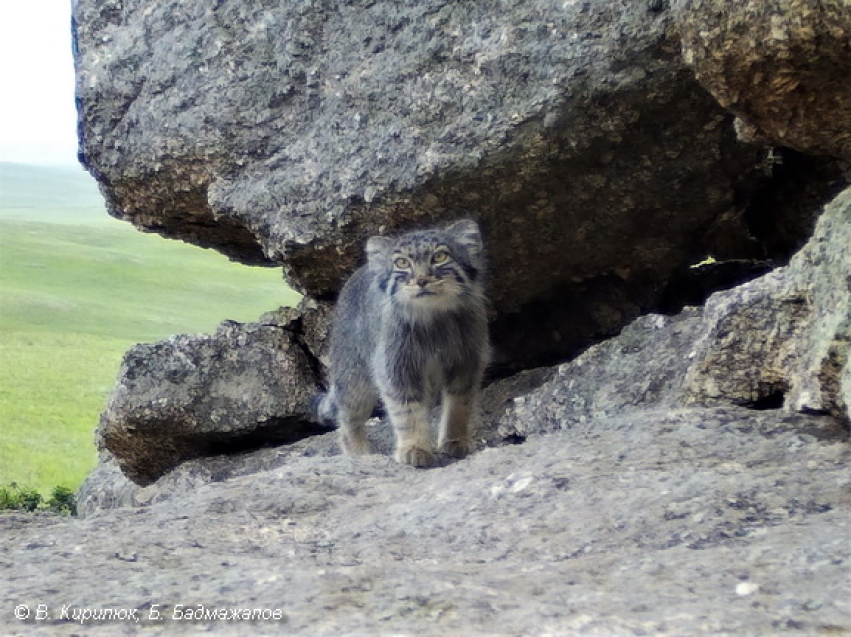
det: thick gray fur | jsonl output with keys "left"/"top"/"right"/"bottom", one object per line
{"left": 314, "top": 219, "right": 490, "bottom": 467}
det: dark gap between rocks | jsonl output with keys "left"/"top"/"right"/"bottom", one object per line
{"left": 658, "top": 259, "right": 775, "bottom": 315}
{"left": 203, "top": 417, "right": 336, "bottom": 458}
{"left": 742, "top": 389, "right": 787, "bottom": 412}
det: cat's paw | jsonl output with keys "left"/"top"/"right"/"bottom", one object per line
{"left": 396, "top": 445, "right": 437, "bottom": 468}
{"left": 342, "top": 433, "right": 373, "bottom": 456}
{"left": 439, "top": 437, "right": 474, "bottom": 459}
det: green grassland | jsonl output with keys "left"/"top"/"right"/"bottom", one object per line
{"left": 0, "top": 163, "right": 299, "bottom": 496}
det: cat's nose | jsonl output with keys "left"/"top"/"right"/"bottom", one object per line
{"left": 415, "top": 277, "right": 429, "bottom": 288}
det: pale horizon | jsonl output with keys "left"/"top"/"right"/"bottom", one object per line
{"left": 0, "top": 1, "right": 81, "bottom": 168}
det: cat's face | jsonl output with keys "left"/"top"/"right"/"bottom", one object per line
{"left": 367, "top": 219, "right": 483, "bottom": 312}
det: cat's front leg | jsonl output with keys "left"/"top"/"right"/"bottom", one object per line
{"left": 334, "top": 382, "right": 377, "bottom": 457}
{"left": 383, "top": 397, "right": 437, "bottom": 468}
{"left": 438, "top": 390, "right": 476, "bottom": 459}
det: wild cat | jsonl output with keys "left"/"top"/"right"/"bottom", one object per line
{"left": 313, "top": 219, "right": 489, "bottom": 467}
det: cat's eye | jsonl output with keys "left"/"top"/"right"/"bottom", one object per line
{"left": 432, "top": 251, "right": 450, "bottom": 265}
{"left": 394, "top": 257, "right": 411, "bottom": 269}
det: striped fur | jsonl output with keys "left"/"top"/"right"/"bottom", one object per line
{"left": 314, "top": 219, "right": 490, "bottom": 467}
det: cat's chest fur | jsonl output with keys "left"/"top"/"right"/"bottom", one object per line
{"left": 377, "top": 304, "right": 482, "bottom": 372}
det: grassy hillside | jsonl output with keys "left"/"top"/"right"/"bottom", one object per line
{"left": 0, "top": 163, "right": 299, "bottom": 495}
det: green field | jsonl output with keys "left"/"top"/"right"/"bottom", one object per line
{"left": 0, "top": 162, "right": 299, "bottom": 495}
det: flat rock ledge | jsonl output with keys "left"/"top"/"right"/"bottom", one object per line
{"left": 2, "top": 406, "right": 850, "bottom": 636}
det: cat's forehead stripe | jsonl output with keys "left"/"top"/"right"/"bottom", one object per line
{"left": 393, "top": 230, "right": 449, "bottom": 249}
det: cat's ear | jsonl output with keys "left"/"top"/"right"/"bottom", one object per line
{"left": 447, "top": 218, "right": 482, "bottom": 257}
{"left": 366, "top": 235, "right": 393, "bottom": 271}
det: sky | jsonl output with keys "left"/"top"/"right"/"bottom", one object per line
{"left": 0, "top": 1, "right": 80, "bottom": 167}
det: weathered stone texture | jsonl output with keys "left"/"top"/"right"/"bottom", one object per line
{"left": 73, "top": 0, "right": 793, "bottom": 371}
{"left": 13, "top": 173, "right": 851, "bottom": 637}
{"left": 496, "top": 310, "right": 702, "bottom": 440}
{"left": 97, "top": 320, "right": 326, "bottom": 486}
{"left": 87, "top": 185, "right": 851, "bottom": 499}
{"left": 498, "top": 187, "right": 851, "bottom": 444}
{"left": 674, "top": 0, "right": 851, "bottom": 160}
{"left": 683, "top": 186, "right": 851, "bottom": 418}
{"left": 45, "top": 4, "right": 851, "bottom": 633}
{"left": 4, "top": 407, "right": 850, "bottom": 636}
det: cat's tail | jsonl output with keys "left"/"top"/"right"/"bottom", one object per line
{"left": 309, "top": 388, "right": 338, "bottom": 429}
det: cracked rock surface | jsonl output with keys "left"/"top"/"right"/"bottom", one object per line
{"left": 674, "top": 0, "right": 851, "bottom": 160}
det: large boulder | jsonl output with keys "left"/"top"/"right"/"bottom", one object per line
{"left": 97, "top": 316, "right": 327, "bottom": 486}
{"left": 674, "top": 0, "right": 851, "bottom": 160}
{"left": 72, "top": 0, "right": 819, "bottom": 372}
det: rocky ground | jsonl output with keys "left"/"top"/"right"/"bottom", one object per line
{"left": 2, "top": 406, "right": 849, "bottom": 636}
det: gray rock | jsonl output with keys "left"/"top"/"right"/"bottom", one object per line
{"left": 683, "top": 185, "right": 851, "bottom": 419}
{"left": 76, "top": 368, "right": 550, "bottom": 516}
{"left": 73, "top": 0, "right": 801, "bottom": 371}
{"left": 260, "top": 298, "right": 333, "bottom": 371}
{"left": 499, "top": 185, "right": 851, "bottom": 438}
{"left": 97, "top": 319, "right": 325, "bottom": 486}
{"left": 76, "top": 432, "right": 341, "bottom": 517}
{"left": 4, "top": 407, "right": 850, "bottom": 636}
{"left": 15, "top": 164, "right": 851, "bottom": 637}
{"left": 495, "top": 310, "right": 704, "bottom": 440}
{"left": 674, "top": 0, "right": 851, "bottom": 160}
{"left": 57, "top": 7, "right": 851, "bottom": 629}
